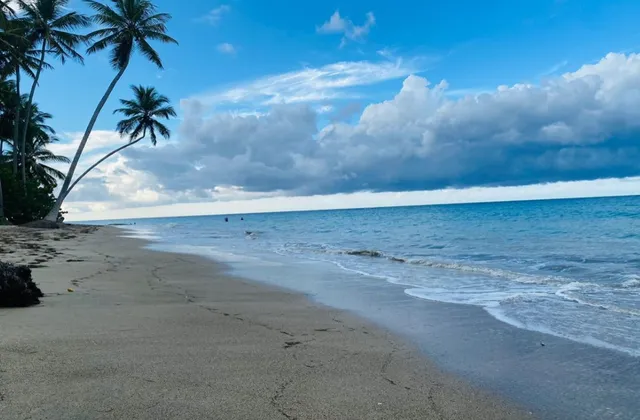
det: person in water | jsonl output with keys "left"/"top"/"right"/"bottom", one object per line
{"left": 225, "top": 217, "right": 228, "bottom": 222}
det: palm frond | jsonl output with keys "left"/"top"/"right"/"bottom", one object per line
{"left": 51, "top": 11, "right": 92, "bottom": 31}
{"left": 129, "top": 120, "right": 145, "bottom": 141}
{"left": 86, "top": 31, "right": 119, "bottom": 54}
{"left": 109, "top": 36, "right": 133, "bottom": 70}
{"left": 85, "top": 0, "right": 176, "bottom": 71}
{"left": 32, "top": 148, "right": 70, "bottom": 162}
{"left": 152, "top": 119, "right": 170, "bottom": 139}
{"left": 20, "top": 1, "right": 90, "bottom": 66}
{"left": 85, "top": 0, "right": 124, "bottom": 26}
{"left": 152, "top": 105, "right": 176, "bottom": 119}
{"left": 147, "top": 123, "right": 155, "bottom": 145}
{"left": 40, "top": 164, "right": 66, "bottom": 180}
{"left": 114, "top": 85, "right": 175, "bottom": 145}
{"left": 115, "top": 115, "right": 139, "bottom": 135}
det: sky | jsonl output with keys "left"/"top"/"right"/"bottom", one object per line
{"left": 22, "top": 0, "right": 640, "bottom": 220}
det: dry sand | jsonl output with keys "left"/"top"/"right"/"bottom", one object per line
{"left": 0, "top": 226, "right": 534, "bottom": 419}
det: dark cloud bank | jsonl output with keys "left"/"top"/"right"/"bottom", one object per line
{"left": 125, "top": 53, "right": 640, "bottom": 197}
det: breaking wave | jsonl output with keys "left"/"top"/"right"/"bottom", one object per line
{"left": 331, "top": 248, "right": 563, "bottom": 285}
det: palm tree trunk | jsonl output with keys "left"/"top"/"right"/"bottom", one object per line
{"left": 0, "top": 177, "right": 5, "bottom": 224}
{"left": 65, "top": 134, "right": 145, "bottom": 197}
{"left": 20, "top": 40, "right": 47, "bottom": 191}
{"left": 12, "top": 64, "right": 20, "bottom": 176}
{"left": 45, "top": 61, "right": 130, "bottom": 221}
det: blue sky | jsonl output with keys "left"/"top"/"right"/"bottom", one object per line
{"left": 25, "top": 0, "right": 640, "bottom": 219}
{"left": 37, "top": 0, "right": 640, "bottom": 133}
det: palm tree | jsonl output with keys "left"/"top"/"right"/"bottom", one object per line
{"left": 45, "top": 0, "right": 177, "bottom": 220}
{"left": 0, "top": 1, "right": 15, "bottom": 27}
{"left": 24, "top": 134, "right": 69, "bottom": 188}
{"left": 0, "top": 77, "right": 15, "bottom": 156}
{"left": 0, "top": 76, "right": 13, "bottom": 222}
{"left": 0, "top": 177, "right": 5, "bottom": 223}
{"left": 17, "top": 0, "right": 90, "bottom": 187}
{"left": 65, "top": 85, "right": 174, "bottom": 196}
{"left": 0, "top": 18, "right": 43, "bottom": 175}
{"left": 0, "top": 100, "right": 68, "bottom": 186}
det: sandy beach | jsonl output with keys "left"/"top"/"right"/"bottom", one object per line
{"left": 0, "top": 226, "right": 532, "bottom": 419}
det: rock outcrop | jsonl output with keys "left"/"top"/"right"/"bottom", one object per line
{"left": 0, "top": 261, "right": 44, "bottom": 307}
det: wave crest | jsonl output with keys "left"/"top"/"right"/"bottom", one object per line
{"left": 338, "top": 248, "right": 560, "bottom": 285}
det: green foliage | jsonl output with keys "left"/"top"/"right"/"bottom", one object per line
{"left": 0, "top": 97, "right": 69, "bottom": 185}
{"left": 85, "top": 0, "right": 177, "bottom": 71}
{"left": 18, "top": 0, "right": 90, "bottom": 64}
{"left": 0, "top": 0, "right": 177, "bottom": 221}
{"left": 115, "top": 85, "right": 176, "bottom": 145}
{"left": 64, "top": 85, "right": 175, "bottom": 195}
{"left": 0, "top": 166, "right": 55, "bottom": 224}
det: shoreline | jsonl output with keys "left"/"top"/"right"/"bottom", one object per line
{"left": 0, "top": 226, "right": 532, "bottom": 419}
{"left": 134, "top": 224, "right": 640, "bottom": 420}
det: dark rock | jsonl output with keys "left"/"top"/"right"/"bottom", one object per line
{"left": 345, "top": 250, "right": 384, "bottom": 258}
{"left": 0, "top": 261, "right": 44, "bottom": 307}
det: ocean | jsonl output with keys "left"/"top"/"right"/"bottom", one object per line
{"left": 112, "top": 195, "right": 640, "bottom": 358}
{"left": 99, "top": 195, "right": 640, "bottom": 418}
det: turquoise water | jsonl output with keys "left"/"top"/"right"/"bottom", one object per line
{"left": 112, "top": 195, "right": 640, "bottom": 357}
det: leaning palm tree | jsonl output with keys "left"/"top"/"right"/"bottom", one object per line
{"left": 64, "top": 85, "right": 174, "bottom": 196}
{"left": 17, "top": 0, "right": 90, "bottom": 187}
{"left": 45, "top": 0, "right": 177, "bottom": 221}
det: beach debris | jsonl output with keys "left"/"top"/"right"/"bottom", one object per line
{"left": 245, "top": 231, "right": 260, "bottom": 239}
{"left": 346, "top": 250, "right": 384, "bottom": 258}
{"left": 284, "top": 340, "right": 302, "bottom": 349}
{"left": 21, "top": 220, "right": 61, "bottom": 229}
{"left": 0, "top": 261, "right": 44, "bottom": 307}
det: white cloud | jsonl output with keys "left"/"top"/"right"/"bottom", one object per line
{"left": 66, "top": 177, "right": 640, "bottom": 221}
{"left": 445, "top": 87, "right": 493, "bottom": 97}
{"left": 185, "top": 59, "right": 419, "bottom": 107}
{"left": 6, "top": 0, "right": 36, "bottom": 12}
{"left": 64, "top": 151, "right": 279, "bottom": 214}
{"left": 317, "top": 11, "right": 348, "bottom": 33}
{"left": 376, "top": 47, "right": 396, "bottom": 60}
{"left": 317, "top": 10, "right": 376, "bottom": 47}
{"left": 198, "top": 5, "right": 230, "bottom": 25}
{"left": 539, "top": 59, "right": 569, "bottom": 78}
{"left": 217, "top": 42, "right": 236, "bottom": 55}
{"left": 134, "top": 52, "right": 640, "bottom": 196}
{"left": 48, "top": 130, "right": 124, "bottom": 159}
{"left": 46, "top": 129, "right": 174, "bottom": 199}
{"left": 351, "top": 12, "right": 376, "bottom": 39}
{"left": 63, "top": 53, "right": 640, "bottom": 219}
{"left": 317, "top": 105, "right": 334, "bottom": 113}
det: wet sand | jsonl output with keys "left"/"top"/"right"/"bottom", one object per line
{"left": 0, "top": 226, "right": 533, "bottom": 419}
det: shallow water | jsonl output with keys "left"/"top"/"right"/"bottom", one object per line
{"left": 112, "top": 196, "right": 640, "bottom": 358}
